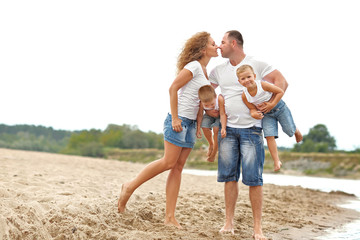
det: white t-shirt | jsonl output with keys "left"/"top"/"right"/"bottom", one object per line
{"left": 176, "top": 61, "right": 210, "bottom": 120}
{"left": 243, "top": 80, "right": 273, "bottom": 105}
{"left": 209, "top": 55, "right": 274, "bottom": 128}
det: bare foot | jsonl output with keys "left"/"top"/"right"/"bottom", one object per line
{"left": 118, "top": 183, "right": 131, "bottom": 213}
{"left": 274, "top": 160, "right": 282, "bottom": 171}
{"left": 164, "top": 217, "right": 182, "bottom": 229}
{"left": 207, "top": 153, "right": 216, "bottom": 162}
{"left": 253, "top": 233, "right": 268, "bottom": 240}
{"left": 219, "top": 225, "right": 234, "bottom": 235}
{"left": 207, "top": 145, "right": 214, "bottom": 157}
{"left": 295, "top": 128, "right": 303, "bottom": 143}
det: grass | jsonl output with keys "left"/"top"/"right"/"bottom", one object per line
{"left": 105, "top": 148, "right": 360, "bottom": 179}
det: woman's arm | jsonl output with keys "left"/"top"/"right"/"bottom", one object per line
{"left": 169, "top": 68, "right": 193, "bottom": 132}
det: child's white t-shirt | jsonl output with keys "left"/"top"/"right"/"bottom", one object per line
{"left": 243, "top": 80, "right": 272, "bottom": 105}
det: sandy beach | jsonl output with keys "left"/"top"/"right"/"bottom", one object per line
{"left": 0, "top": 148, "right": 359, "bottom": 240}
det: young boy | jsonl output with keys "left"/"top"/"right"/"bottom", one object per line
{"left": 236, "top": 64, "right": 302, "bottom": 171}
{"left": 197, "top": 85, "right": 227, "bottom": 162}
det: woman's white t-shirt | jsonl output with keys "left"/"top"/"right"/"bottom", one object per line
{"left": 176, "top": 61, "right": 210, "bottom": 120}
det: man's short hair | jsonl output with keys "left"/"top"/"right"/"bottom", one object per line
{"left": 226, "top": 30, "right": 244, "bottom": 47}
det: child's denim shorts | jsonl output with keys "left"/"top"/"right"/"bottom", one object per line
{"left": 163, "top": 113, "right": 197, "bottom": 148}
{"left": 262, "top": 100, "right": 296, "bottom": 138}
{"left": 201, "top": 113, "right": 220, "bottom": 129}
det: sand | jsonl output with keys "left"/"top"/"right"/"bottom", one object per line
{"left": 0, "top": 148, "right": 359, "bottom": 240}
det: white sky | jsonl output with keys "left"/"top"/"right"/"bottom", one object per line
{"left": 1, "top": 0, "right": 359, "bottom": 150}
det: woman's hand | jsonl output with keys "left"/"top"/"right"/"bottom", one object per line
{"left": 172, "top": 117, "right": 183, "bottom": 132}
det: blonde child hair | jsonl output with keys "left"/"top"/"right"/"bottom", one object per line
{"left": 236, "top": 64, "right": 255, "bottom": 77}
{"left": 198, "top": 85, "right": 216, "bottom": 102}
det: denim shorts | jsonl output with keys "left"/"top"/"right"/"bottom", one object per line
{"left": 262, "top": 100, "right": 296, "bottom": 138}
{"left": 201, "top": 113, "right": 220, "bottom": 129}
{"left": 217, "top": 126, "right": 265, "bottom": 186}
{"left": 163, "top": 113, "right": 197, "bottom": 148}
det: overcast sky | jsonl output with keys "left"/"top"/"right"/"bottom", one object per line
{"left": 1, "top": 0, "right": 359, "bottom": 150}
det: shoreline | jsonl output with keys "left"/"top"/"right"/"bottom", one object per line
{"left": 1, "top": 148, "right": 359, "bottom": 240}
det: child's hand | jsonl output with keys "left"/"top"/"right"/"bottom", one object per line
{"left": 256, "top": 102, "right": 274, "bottom": 114}
{"left": 221, "top": 129, "right": 227, "bottom": 138}
{"left": 196, "top": 129, "right": 202, "bottom": 138}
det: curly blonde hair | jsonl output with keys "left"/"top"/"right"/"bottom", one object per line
{"left": 176, "top": 32, "right": 210, "bottom": 74}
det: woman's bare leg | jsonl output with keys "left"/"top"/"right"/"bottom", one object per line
{"left": 118, "top": 141, "right": 183, "bottom": 213}
{"left": 164, "top": 147, "right": 192, "bottom": 228}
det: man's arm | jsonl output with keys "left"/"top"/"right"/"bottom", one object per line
{"left": 263, "top": 69, "right": 288, "bottom": 92}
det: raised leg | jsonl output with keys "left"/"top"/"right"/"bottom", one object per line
{"left": 118, "top": 141, "right": 183, "bottom": 213}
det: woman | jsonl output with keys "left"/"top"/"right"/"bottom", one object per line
{"left": 118, "top": 32, "right": 218, "bottom": 228}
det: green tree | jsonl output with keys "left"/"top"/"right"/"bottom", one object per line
{"left": 292, "top": 124, "right": 336, "bottom": 152}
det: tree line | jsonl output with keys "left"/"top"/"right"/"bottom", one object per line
{"left": 1, "top": 123, "right": 357, "bottom": 158}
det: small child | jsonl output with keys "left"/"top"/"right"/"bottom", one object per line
{"left": 236, "top": 64, "right": 302, "bottom": 171}
{"left": 197, "top": 85, "right": 227, "bottom": 162}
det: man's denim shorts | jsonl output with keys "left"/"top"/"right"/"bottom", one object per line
{"left": 201, "top": 114, "right": 220, "bottom": 129}
{"left": 163, "top": 113, "right": 197, "bottom": 148}
{"left": 217, "top": 126, "right": 265, "bottom": 186}
{"left": 262, "top": 100, "right": 296, "bottom": 138}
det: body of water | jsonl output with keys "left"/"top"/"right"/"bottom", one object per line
{"left": 183, "top": 169, "right": 360, "bottom": 240}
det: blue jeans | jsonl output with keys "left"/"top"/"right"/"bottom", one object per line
{"left": 163, "top": 113, "right": 197, "bottom": 148}
{"left": 217, "top": 126, "right": 265, "bottom": 186}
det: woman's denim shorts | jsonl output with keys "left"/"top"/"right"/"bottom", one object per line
{"left": 163, "top": 113, "right": 197, "bottom": 148}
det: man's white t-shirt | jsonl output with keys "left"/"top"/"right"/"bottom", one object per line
{"left": 209, "top": 55, "right": 275, "bottom": 128}
{"left": 176, "top": 60, "right": 210, "bottom": 120}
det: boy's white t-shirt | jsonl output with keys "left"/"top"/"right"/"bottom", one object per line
{"left": 243, "top": 80, "right": 273, "bottom": 105}
{"left": 176, "top": 61, "right": 210, "bottom": 120}
{"left": 209, "top": 55, "right": 274, "bottom": 128}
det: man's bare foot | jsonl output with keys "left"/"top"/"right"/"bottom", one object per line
{"left": 295, "top": 129, "right": 303, "bottom": 143}
{"left": 118, "top": 183, "right": 131, "bottom": 213}
{"left": 207, "top": 145, "right": 214, "bottom": 157}
{"left": 274, "top": 160, "right": 282, "bottom": 171}
{"left": 253, "top": 233, "right": 268, "bottom": 240}
{"left": 164, "top": 217, "right": 182, "bottom": 229}
{"left": 219, "top": 225, "right": 234, "bottom": 235}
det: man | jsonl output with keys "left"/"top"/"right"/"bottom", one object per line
{"left": 209, "top": 30, "right": 288, "bottom": 239}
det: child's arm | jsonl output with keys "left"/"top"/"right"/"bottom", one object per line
{"left": 257, "top": 81, "right": 284, "bottom": 113}
{"left": 196, "top": 103, "right": 204, "bottom": 138}
{"left": 218, "top": 94, "right": 227, "bottom": 138}
{"left": 242, "top": 93, "right": 264, "bottom": 120}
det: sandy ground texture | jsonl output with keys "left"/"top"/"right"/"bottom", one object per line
{"left": 0, "top": 148, "right": 359, "bottom": 240}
